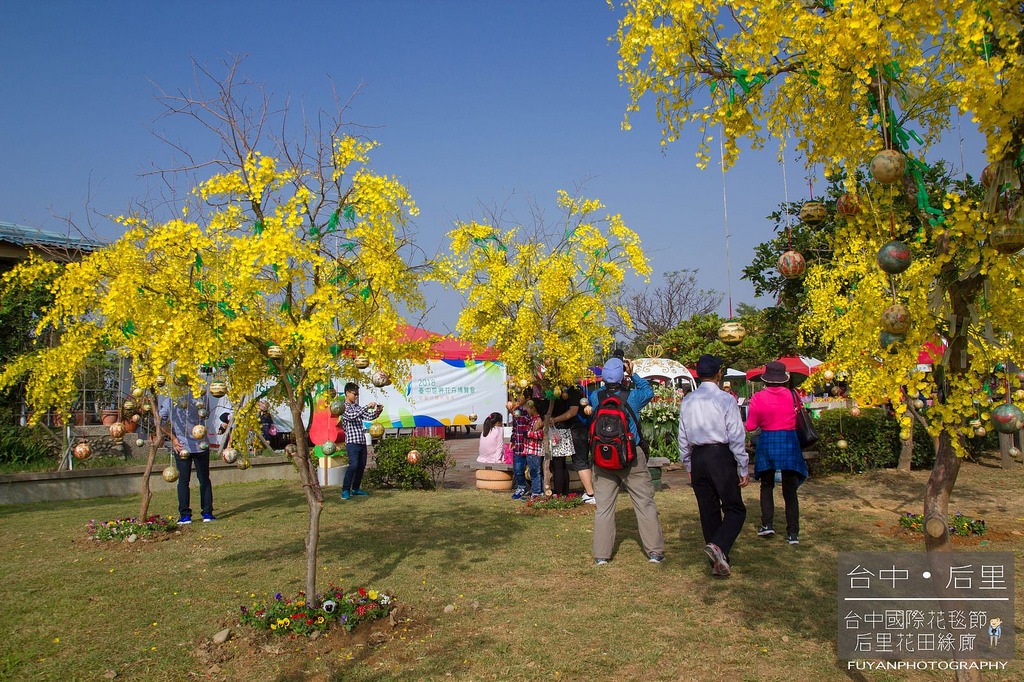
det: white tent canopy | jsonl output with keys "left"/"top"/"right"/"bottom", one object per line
{"left": 632, "top": 357, "right": 696, "bottom": 391}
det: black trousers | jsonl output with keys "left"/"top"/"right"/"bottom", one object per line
{"left": 759, "top": 469, "right": 800, "bottom": 536}
{"left": 175, "top": 452, "right": 213, "bottom": 517}
{"left": 690, "top": 444, "right": 746, "bottom": 556}
{"left": 550, "top": 456, "right": 569, "bottom": 496}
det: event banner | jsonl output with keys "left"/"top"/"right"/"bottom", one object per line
{"left": 359, "top": 360, "right": 507, "bottom": 428}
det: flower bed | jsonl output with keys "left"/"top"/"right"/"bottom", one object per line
{"left": 899, "top": 512, "right": 987, "bottom": 536}
{"left": 525, "top": 493, "right": 583, "bottom": 511}
{"left": 240, "top": 586, "right": 394, "bottom": 636}
{"left": 86, "top": 515, "right": 179, "bottom": 541}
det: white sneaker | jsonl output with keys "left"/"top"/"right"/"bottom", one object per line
{"left": 582, "top": 493, "right": 596, "bottom": 505}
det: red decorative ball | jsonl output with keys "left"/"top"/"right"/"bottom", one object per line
{"left": 877, "top": 240, "right": 912, "bottom": 274}
{"left": 882, "top": 303, "right": 911, "bottom": 334}
{"left": 407, "top": 449, "right": 420, "bottom": 464}
{"left": 776, "top": 250, "right": 806, "bottom": 279}
{"left": 981, "top": 164, "right": 996, "bottom": 188}
{"left": 836, "top": 193, "right": 861, "bottom": 217}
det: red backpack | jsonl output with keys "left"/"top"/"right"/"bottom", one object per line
{"left": 589, "top": 389, "right": 638, "bottom": 470}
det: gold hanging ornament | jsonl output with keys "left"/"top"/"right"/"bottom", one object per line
{"left": 371, "top": 371, "right": 391, "bottom": 387}
{"left": 870, "top": 149, "right": 906, "bottom": 184}
{"left": 369, "top": 422, "right": 385, "bottom": 438}
{"left": 267, "top": 345, "right": 285, "bottom": 359}
{"left": 881, "top": 303, "right": 911, "bottom": 335}
{"left": 717, "top": 321, "right": 747, "bottom": 346}
{"left": 221, "top": 447, "right": 239, "bottom": 464}
{"left": 209, "top": 381, "right": 228, "bottom": 398}
{"left": 161, "top": 465, "right": 179, "bottom": 482}
{"left": 354, "top": 356, "right": 370, "bottom": 369}
{"left": 799, "top": 201, "right": 827, "bottom": 226}
{"left": 73, "top": 442, "right": 92, "bottom": 460}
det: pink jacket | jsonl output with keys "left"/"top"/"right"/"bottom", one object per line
{"left": 476, "top": 427, "right": 505, "bottom": 463}
{"left": 745, "top": 386, "right": 798, "bottom": 432}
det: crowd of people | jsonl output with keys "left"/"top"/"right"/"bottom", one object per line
{"left": 475, "top": 353, "right": 807, "bottom": 577}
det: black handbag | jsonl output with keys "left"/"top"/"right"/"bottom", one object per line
{"left": 791, "top": 390, "right": 819, "bottom": 449}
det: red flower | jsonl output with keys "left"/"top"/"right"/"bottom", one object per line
{"left": 356, "top": 606, "right": 367, "bottom": 616}
{"left": 306, "top": 619, "right": 314, "bottom": 625}
{"left": 358, "top": 588, "right": 367, "bottom": 597}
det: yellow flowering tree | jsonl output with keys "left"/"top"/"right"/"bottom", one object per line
{"left": 436, "top": 190, "right": 650, "bottom": 398}
{"left": 0, "top": 65, "right": 427, "bottom": 603}
{"left": 615, "top": 1, "right": 1024, "bottom": 555}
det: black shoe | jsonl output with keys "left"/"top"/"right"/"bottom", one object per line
{"left": 787, "top": 534, "right": 799, "bottom": 545}
{"left": 757, "top": 525, "right": 775, "bottom": 537}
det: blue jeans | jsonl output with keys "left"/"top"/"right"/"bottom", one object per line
{"left": 175, "top": 452, "right": 213, "bottom": 517}
{"left": 343, "top": 443, "right": 367, "bottom": 492}
{"left": 514, "top": 454, "right": 543, "bottom": 495}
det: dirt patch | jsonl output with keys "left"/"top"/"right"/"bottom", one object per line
{"left": 885, "top": 523, "right": 1018, "bottom": 546}
{"left": 74, "top": 528, "right": 187, "bottom": 550}
{"left": 514, "top": 504, "right": 595, "bottom": 518}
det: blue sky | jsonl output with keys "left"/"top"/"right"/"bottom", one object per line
{"left": 1, "top": 1, "right": 986, "bottom": 335}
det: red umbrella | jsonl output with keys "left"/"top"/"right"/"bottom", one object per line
{"left": 746, "top": 356, "right": 823, "bottom": 381}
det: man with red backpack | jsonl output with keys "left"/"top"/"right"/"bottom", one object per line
{"left": 587, "top": 356, "right": 664, "bottom": 565}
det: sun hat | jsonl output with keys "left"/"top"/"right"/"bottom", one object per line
{"left": 761, "top": 361, "right": 790, "bottom": 384}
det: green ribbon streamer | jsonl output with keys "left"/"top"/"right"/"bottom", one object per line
{"left": 329, "top": 343, "right": 341, "bottom": 357}
{"left": 359, "top": 286, "right": 371, "bottom": 301}
{"left": 280, "top": 301, "right": 290, "bottom": 312}
{"left": 327, "top": 211, "right": 340, "bottom": 233}
{"left": 343, "top": 206, "right": 356, "bottom": 222}
{"left": 217, "top": 302, "right": 237, "bottom": 319}
{"left": 195, "top": 254, "right": 203, "bottom": 269}
{"left": 121, "top": 320, "right": 139, "bottom": 338}
{"left": 253, "top": 221, "right": 264, "bottom": 235}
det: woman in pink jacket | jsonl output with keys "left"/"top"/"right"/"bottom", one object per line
{"left": 744, "top": 361, "right": 808, "bottom": 545}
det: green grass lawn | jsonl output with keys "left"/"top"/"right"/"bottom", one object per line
{"left": 1, "top": 457, "right": 1021, "bottom": 681}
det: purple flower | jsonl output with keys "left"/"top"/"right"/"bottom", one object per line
{"left": 275, "top": 592, "right": 283, "bottom": 600}
{"left": 240, "top": 606, "right": 247, "bottom": 614}
{"left": 341, "top": 615, "right": 347, "bottom": 623}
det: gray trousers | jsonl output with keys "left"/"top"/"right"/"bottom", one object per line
{"left": 592, "top": 448, "right": 664, "bottom": 560}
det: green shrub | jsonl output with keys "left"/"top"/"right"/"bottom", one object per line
{"left": 364, "top": 435, "right": 453, "bottom": 490}
{"left": 0, "top": 425, "right": 56, "bottom": 469}
{"left": 813, "top": 408, "right": 936, "bottom": 473}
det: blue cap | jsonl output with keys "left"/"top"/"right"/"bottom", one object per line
{"left": 603, "top": 357, "right": 624, "bottom": 384}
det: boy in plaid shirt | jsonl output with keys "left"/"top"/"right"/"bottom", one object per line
{"left": 511, "top": 390, "right": 544, "bottom": 499}
{"left": 340, "top": 381, "right": 382, "bottom": 499}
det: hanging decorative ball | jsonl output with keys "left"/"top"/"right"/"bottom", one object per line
{"left": 776, "top": 250, "right": 806, "bottom": 279}
{"left": 174, "top": 374, "right": 190, "bottom": 386}
{"left": 579, "top": 397, "right": 589, "bottom": 407}
{"left": 822, "top": 370, "right": 835, "bottom": 381}
{"left": 912, "top": 399, "right": 925, "bottom": 410}
{"left": 284, "top": 444, "right": 297, "bottom": 458}
{"left": 1010, "top": 447, "right": 1022, "bottom": 458}
{"left": 583, "top": 406, "right": 593, "bottom": 417}
{"left": 870, "top": 149, "right": 906, "bottom": 184}
{"left": 836, "top": 439, "right": 848, "bottom": 450}
{"left": 881, "top": 304, "right": 911, "bottom": 335}
{"left": 73, "top": 442, "right": 92, "bottom": 460}
{"left": 109, "top": 422, "right": 126, "bottom": 439}
{"left": 799, "top": 201, "right": 828, "bottom": 226}
{"left": 221, "top": 447, "right": 239, "bottom": 464}
{"left": 1014, "top": 389, "right": 1024, "bottom": 402}
{"left": 161, "top": 465, "right": 179, "bottom": 483}
{"left": 525, "top": 400, "right": 535, "bottom": 409}
{"left": 899, "top": 429, "right": 912, "bottom": 441}
{"left": 155, "top": 374, "right": 167, "bottom": 388}
{"left": 354, "top": 356, "right": 370, "bottom": 369}
{"left": 513, "top": 409, "right": 522, "bottom": 418}
{"left": 267, "top": 345, "right": 285, "bottom": 359}
{"left": 236, "top": 458, "right": 251, "bottom": 470}
{"left": 371, "top": 371, "right": 391, "bottom": 387}
{"left": 197, "top": 407, "right": 209, "bottom": 419}
{"left": 468, "top": 413, "right": 478, "bottom": 423}
{"left": 717, "top": 321, "right": 747, "bottom": 346}
{"left": 132, "top": 387, "right": 144, "bottom": 399}
{"left": 191, "top": 424, "right": 207, "bottom": 440}
{"left": 123, "top": 399, "right": 137, "bottom": 413}
{"left": 877, "top": 241, "right": 912, "bottom": 274}
{"left": 506, "top": 401, "right": 515, "bottom": 412}
{"left": 369, "top": 422, "right": 385, "bottom": 438}
{"left": 879, "top": 331, "right": 905, "bottom": 349}
{"left": 135, "top": 438, "right": 144, "bottom": 447}
{"left": 176, "top": 450, "right": 191, "bottom": 460}
{"left": 330, "top": 399, "right": 345, "bottom": 416}
{"left": 518, "top": 379, "right": 529, "bottom": 389}
{"left": 981, "top": 164, "right": 996, "bottom": 188}
{"left": 321, "top": 440, "right": 337, "bottom": 456}
{"left": 974, "top": 427, "right": 988, "bottom": 438}
{"left": 849, "top": 407, "right": 861, "bottom": 417}
{"left": 198, "top": 441, "right": 209, "bottom": 451}
{"left": 552, "top": 387, "right": 562, "bottom": 398}
{"left": 991, "top": 403, "right": 1024, "bottom": 433}
{"left": 989, "top": 221, "right": 1024, "bottom": 255}
{"left": 130, "top": 413, "right": 142, "bottom": 423}
{"left": 836, "top": 193, "right": 861, "bottom": 217}
{"left": 209, "top": 382, "right": 228, "bottom": 398}
{"left": 407, "top": 449, "right": 420, "bottom": 464}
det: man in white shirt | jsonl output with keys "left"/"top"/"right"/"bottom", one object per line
{"left": 677, "top": 354, "right": 749, "bottom": 577}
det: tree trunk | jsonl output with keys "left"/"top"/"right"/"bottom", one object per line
{"left": 897, "top": 420, "right": 913, "bottom": 472}
{"left": 290, "top": 399, "right": 324, "bottom": 606}
{"left": 138, "top": 396, "right": 166, "bottom": 520}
